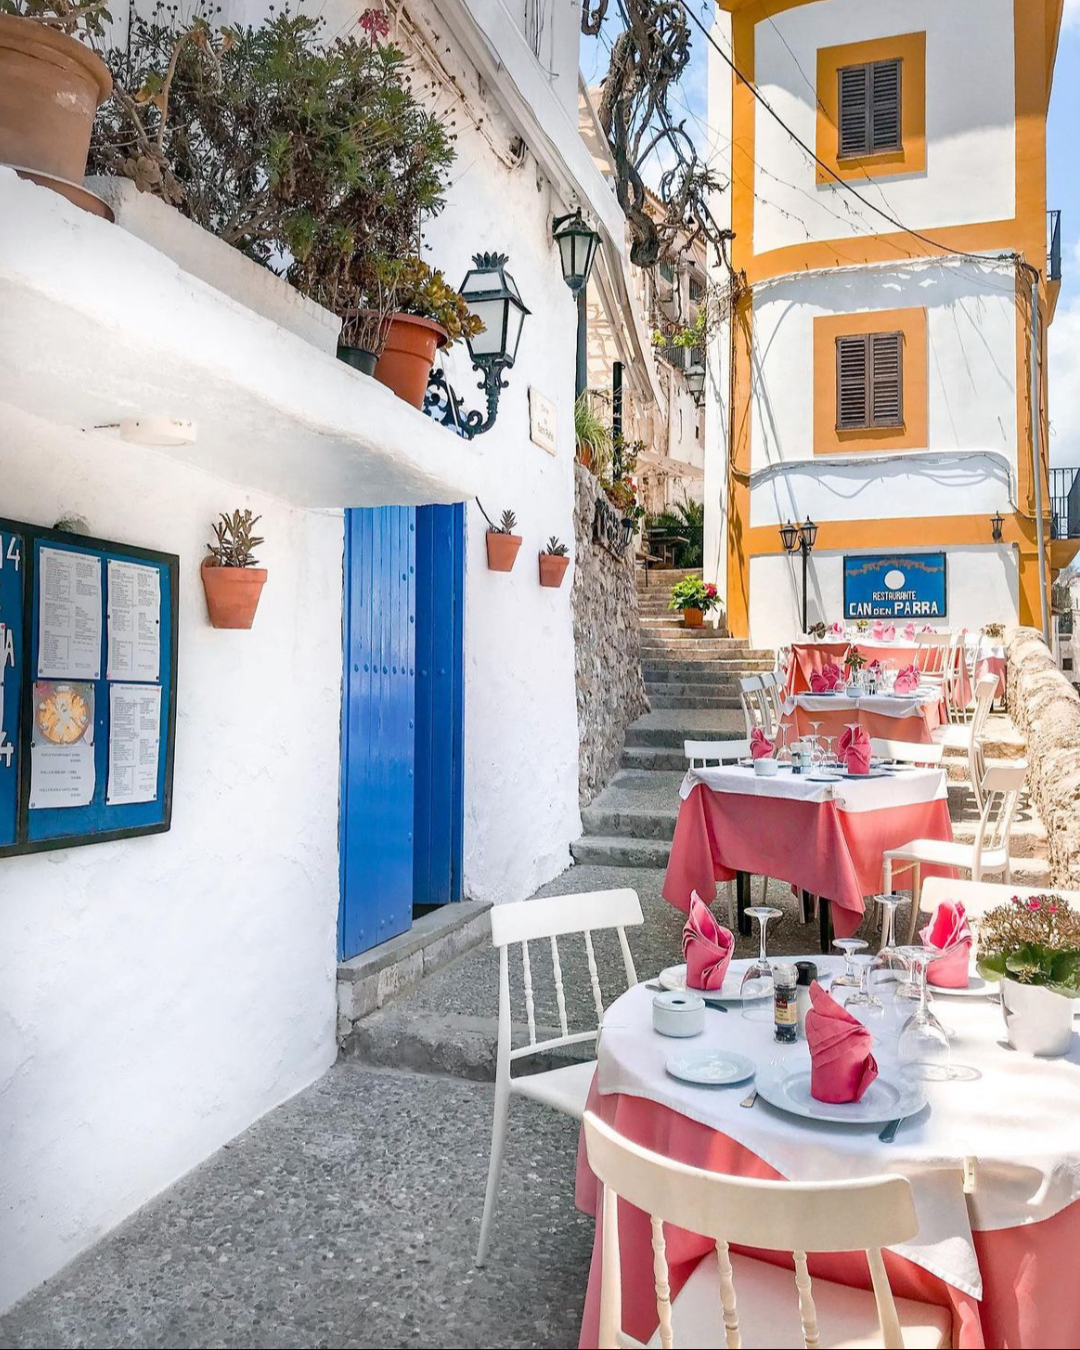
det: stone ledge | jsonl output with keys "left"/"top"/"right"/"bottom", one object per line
{"left": 336, "top": 901, "right": 492, "bottom": 1040}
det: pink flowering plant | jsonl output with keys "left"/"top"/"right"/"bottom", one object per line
{"left": 976, "top": 894, "right": 1080, "bottom": 997}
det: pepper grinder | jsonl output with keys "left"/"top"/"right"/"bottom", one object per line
{"left": 795, "top": 960, "right": 817, "bottom": 1038}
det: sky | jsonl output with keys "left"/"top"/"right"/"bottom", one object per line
{"left": 583, "top": 2, "right": 1080, "bottom": 466}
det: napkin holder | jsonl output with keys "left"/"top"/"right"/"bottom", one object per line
{"left": 652, "top": 990, "right": 706, "bottom": 1037}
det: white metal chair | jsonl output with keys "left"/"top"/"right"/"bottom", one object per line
{"left": 583, "top": 1110, "right": 951, "bottom": 1350}
{"left": 883, "top": 763, "right": 1027, "bottom": 943}
{"left": 739, "top": 674, "right": 774, "bottom": 738}
{"left": 476, "top": 888, "right": 644, "bottom": 1266}
{"left": 869, "top": 738, "right": 945, "bottom": 767}
{"left": 966, "top": 675, "right": 1000, "bottom": 812}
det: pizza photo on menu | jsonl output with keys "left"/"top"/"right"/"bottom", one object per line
{"left": 33, "top": 682, "right": 95, "bottom": 747}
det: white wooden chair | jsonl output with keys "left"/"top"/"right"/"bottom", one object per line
{"left": 967, "top": 675, "right": 1000, "bottom": 812}
{"left": 919, "top": 875, "right": 1080, "bottom": 925}
{"left": 759, "top": 669, "right": 788, "bottom": 730}
{"left": 739, "top": 675, "right": 773, "bottom": 738}
{"left": 684, "top": 739, "right": 757, "bottom": 923}
{"left": 869, "top": 738, "right": 945, "bottom": 768}
{"left": 583, "top": 1111, "right": 951, "bottom": 1350}
{"left": 883, "top": 763, "right": 1027, "bottom": 943}
{"left": 476, "top": 888, "right": 644, "bottom": 1266}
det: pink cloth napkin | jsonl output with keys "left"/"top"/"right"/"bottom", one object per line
{"left": 893, "top": 663, "right": 919, "bottom": 695}
{"left": 871, "top": 620, "right": 896, "bottom": 642}
{"left": 837, "top": 725, "right": 871, "bottom": 774}
{"left": 682, "top": 892, "right": 735, "bottom": 991}
{"left": 922, "top": 625, "right": 935, "bottom": 632}
{"left": 809, "top": 662, "right": 843, "bottom": 693}
{"left": 828, "top": 622, "right": 845, "bottom": 637}
{"left": 749, "top": 727, "right": 774, "bottom": 759}
{"left": 921, "top": 900, "right": 973, "bottom": 988}
{"left": 806, "top": 982, "right": 879, "bottom": 1103}
{"left": 903, "top": 622, "right": 917, "bottom": 640}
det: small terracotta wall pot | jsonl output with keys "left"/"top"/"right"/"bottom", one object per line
{"left": 539, "top": 554, "right": 570, "bottom": 588}
{"left": 201, "top": 557, "right": 267, "bottom": 629}
{"left": 374, "top": 313, "right": 448, "bottom": 408}
{"left": 682, "top": 607, "right": 704, "bottom": 628}
{"left": 0, "top": 16, "right": 113, "bottom": 214}
{"left": 486, "top": 532, "right": 522, "bottom": 572}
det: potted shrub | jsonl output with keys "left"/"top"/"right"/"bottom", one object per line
{"left": 0, "top": 0, "right": 113, "bottom": 217}
{"left": 539, "top": 537, "right": 570, "bottom": 588}
{"left": 574, "top": 392, "right": 612, "bottom": 476}
{"left": 485, "top": 509, "right": 521, "bottom": 573}
{"left": 200, "top": 508, "right": 267, "bottom": 629}
{"left": 668, "top": 576, "right": 720, "bottom": 629}
{"left": 977, "top": 893, "right": 1080, "bottom": 1057}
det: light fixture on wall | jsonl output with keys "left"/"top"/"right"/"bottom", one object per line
{"left": 780, "top": 516, "right": 818, "bottom": 634}
{"left": 94, "top": 416, "right": 197, "bottom": 447}
{"left": 991, "top": 510, "right": 1004, "bottom": 543}
{"left": 685, "top": 362, "right": 706, "bottom": 404}
{"left": 552, "top": 208, "right": 601, "bottom": 296}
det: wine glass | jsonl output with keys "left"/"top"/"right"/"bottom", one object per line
{"left": 843, "top": 954, "right": 885, "bottom": 1024}
{"left": 832, "top": 937, "right": 868, "bottom": 987}
{"left": 895, "top": 945, "right": 952, "bottom": 1079}
{"left": 740, "top": 906, "right": 783, "bottom": 1021}
{"left": 807, "top": 721, "right": 824, "bottom": 766}
{"left": 823, "top": 735, "right": 837, "bottom": 768}
{"left": 775, "top": 721, "right": 791, "bottom": 764}
{"left": 871, "top": 894, "right": 904, "bottom": 991}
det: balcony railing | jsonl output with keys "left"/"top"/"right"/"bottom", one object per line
{"left": 1049, "top": 209, "right": 1063, "bottom": 283}
{"left": 1050, "top": 467, "right": 1080, "bottom": 540}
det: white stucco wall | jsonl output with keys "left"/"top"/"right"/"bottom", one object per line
{"left": 753, "top": 0, "right": 1016, "bottom": 254}
{"left": 0, "top": 402, "right": 343, "bottom": 1312}
{"left": 749, "top": 543, "right": 1019, "bottom": 650}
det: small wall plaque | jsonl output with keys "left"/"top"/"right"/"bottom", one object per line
{"left": 528, "top": 388, "right": 558, "bottom": 456}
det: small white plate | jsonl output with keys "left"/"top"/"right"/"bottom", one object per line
{"left": 659, "top": 960, "right": 751, "bottom": 1003}
{"left": 806, "top": 772, "right": 842, "bottom": 782}
{"left": 754, "top": 1065, "right": 927, "bottom": 1126}
{"left": 666, "top": 1049, "right": 756, "bottom": 1086}
{"left": 926, "top": 972, "right": 994, "bottom": 998}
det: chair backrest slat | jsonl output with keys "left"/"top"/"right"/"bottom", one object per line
{"left": 967, "top": 676, "right": 998, "bottom": 811}
{"left": 584, "top": 929, "right": 605, "bottom": 1023}
{"left": 650, "top": 1216, "right": 675, "bottom": 1350}
{"left": 521, "top": 940, "right": 537, "bottom": 1046}
{"left": 793, "top": 1250, "right": 819, "bottom": 1349}
{"left": 975, "top": 763, "right": 1026, "bottom": 857}
{"left": 685, "top": 738, "right": 752, "bottom": 768}
{"left": 869, "top": 737, "right": 944, "bottom": 766}
{"left": 550, "top": 935, "right": 569, "bottom": 1038}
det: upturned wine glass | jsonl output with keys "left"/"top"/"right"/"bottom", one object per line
{"left": 843, "top": 954, "right": 885, "bottom": 1024}
{"left": 895, "top": 945, "right": 952, "bottom": 1079}
{"left": 740, "top": 906, "right": 783, "bottom": 1021}
{"left": 831, "top": 937, "right": 868, "bottom": 987}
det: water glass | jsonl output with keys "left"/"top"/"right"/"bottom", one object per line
{"left": 832, "top": 937, "right": 868, "bottom": 987}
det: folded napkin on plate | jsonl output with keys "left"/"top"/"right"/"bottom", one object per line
{"left": 921, "top": 900, "right": 973, "bottom": 988}
{"left": 893, "top": 663, "right": 920, "bottom": 695}
{"left": 837, "top": 724, "right": 871, "bottom": 774}
{"left": 828, "top": 621, "right": 845, "bottom": 637}
{"left": 806, "top": 981, "right": 879, "bottom": 1103}
{"left": 871, "top": 620, "right": 897, "bottom": 642}
{"left": 809, "top": 662, "right": 843, "bottom": 693}
{"left": 682, "top": 892, "right": 735, "bottom": 991}
{"left": 903, "top": 622, "right": 917, "bottom": 640}
{"left": 749, "top": 727, "right": 775, "bottom": 760}
{"left": 922, "top": 624, "right": 936, "bottom": 632}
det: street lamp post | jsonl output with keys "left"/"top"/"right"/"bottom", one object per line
{"left": 553, "top": 208, "right": 601, "bottom": 399}
{"left": 780, "top": 516, "right": 818, "bottom": 634}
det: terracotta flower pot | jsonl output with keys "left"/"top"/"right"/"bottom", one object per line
{"left": 0, "top": 15, "right": 113, "bottom": 218}
{"left": 201, "top": 557, "right": 267, "bottom": 629}
{"left": 486, "top": 532, "right": 522, "bottom": 572}
{"left": 374, "top": 313, "right": 448, "bottom": 408}
{"left": 682, "top": 607, "right": 704, "bottom": 628}
{"left": 539, "top": 554, "right": 570, "bottom": 588}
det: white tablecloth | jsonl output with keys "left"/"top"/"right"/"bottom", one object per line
{"left": 598, "top": 970, "right": 1080, "bottom": 1299}
{"left": 680, "top": 763, "right": 948, "bottom": 812}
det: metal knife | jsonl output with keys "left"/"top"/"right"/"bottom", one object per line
{"left": 879, "top": 1117, "right": 904, "bottom": 1142}
{"left": 740, "top": 1087, "right": 758, "bottom": 1108}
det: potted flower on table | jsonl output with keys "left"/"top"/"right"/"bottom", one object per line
{"left": 977, "top": 894, "right": 1080, "bottom": 1056}
{"left": 669, "top": 577, "right": 720, "bottom": 629}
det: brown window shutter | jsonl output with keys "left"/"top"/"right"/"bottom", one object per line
{"left": 836, "top": 335, "right": 869, "bottom": 429}
{"left": 870, "top": 332, "right": 904, "bottom": 427}
{"left": 838, "top": 64, "right": 870, "bottom": 157}
{"left": 870, "top": 59, "right": 902, "bottom": 153}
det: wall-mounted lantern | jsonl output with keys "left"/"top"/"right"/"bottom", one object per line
{"left": 553, "top": 208, "right": 601, "bottom": 296}
{"left": 991, "top": 510, "right": 1004, "bottom": 543}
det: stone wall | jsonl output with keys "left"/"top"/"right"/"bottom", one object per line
{"left": 1006, "top": 627, "right": 1080, "bottom": 890}
{"left": 572, "top": 464, "right": 648, "bottom": 805}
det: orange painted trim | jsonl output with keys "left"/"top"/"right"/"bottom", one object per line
{"left": 813, "top": 308, "right": 927, "bottom": 455}
{"left": 816, "top": 33, "right": 926, "bottom": 184}
{"left": 726, "top": 289, "right": 754, "bottom": 640}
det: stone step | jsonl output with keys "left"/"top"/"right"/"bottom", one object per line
{"left": 646, "top": 692, "right": 743, "bottom": 710}
{"left": 951, "top": 815, "right": 1049, "bottom": 860}
{"left": 645, "top": 680, "right": 744, "bottom": 700}
{"left": 624, "top": 710, "right": 745, "bottom": 748}
{"left": 621, "top": 745, "right": 697, "bottom": 771}
{"left": 570, "top": 834, "right": 673, "bottom": 868}
{"left": 639, "top": 614, "right": 729, "bottom": 628}
{"left": 643, "top": 666, "right": 744, "bottom": 686}
{"left": 639, "top": 629, "right": 767, "bottom": 646}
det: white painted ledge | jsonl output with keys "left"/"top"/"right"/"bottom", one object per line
{"left": 0, "top": 170, "right": 480, "bottom": 508}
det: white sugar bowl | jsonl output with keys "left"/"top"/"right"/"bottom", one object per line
{"left": 652, "top": 989, "right": 706, "bottom": 1037}
{"left": 753, "top": 757, "right": 780, "bottom": 777}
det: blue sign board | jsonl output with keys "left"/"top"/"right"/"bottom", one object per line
{"left": 843, "top": 553, "right": 947, "bottom": 620}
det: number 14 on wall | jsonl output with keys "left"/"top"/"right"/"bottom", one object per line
{"left": 0, "top": 531, "right": 19, "bottom": 769}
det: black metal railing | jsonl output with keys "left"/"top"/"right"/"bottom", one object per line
{"left": 1049, "top": 209, "right": 1063, "bottom": 283}
{"left": 1050, "top": 467, "right": 1080, "bottom": 539}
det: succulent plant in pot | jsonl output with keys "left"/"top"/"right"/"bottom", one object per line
{"left": 201, "top": 508, "right": 267, "bottom": 629}
{"left": 485, "top": 509, "right": 522, "bottom": 573}
{"left": 0, "top": 0, "right": 114, "bottom": 217}
{"left": 539, "top": 536, "right": 570, "bottom": 588}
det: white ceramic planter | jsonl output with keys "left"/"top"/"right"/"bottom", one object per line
{"left": 1000, "top": 977, "right": 1075, "bottom": 1057}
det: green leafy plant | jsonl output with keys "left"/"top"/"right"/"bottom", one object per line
{"left": 574, "top": 392, "right": 613, "bottom": 476}
{"left": 855, "top": 618, "right": 871, "bottom": 634}
{"left": 668, "top": 577, "right": 720, "bottom": 615}
{"left": 207, "top": 509, "right": 263, "bottom": 568}
{"left": 543, "top": 537, "right": 569, "bottom": 557}
{"left": 0, "top": 0, "right": 112, "bottom": 38}
{"left": 844, "top": 648, "right": 867, "bottom": 672}
{"left": 489, "top": 509, "right": 518, "bottom": 536}
{"left": 647, "top": 497, "right": 704, "bottom": 568}
{"left": 977, "top": 895, "right": 1080, "bottom": 997}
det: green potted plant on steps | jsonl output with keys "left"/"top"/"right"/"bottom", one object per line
{"left": 539, "top": 537, "right": 570, "bottom": 588}
{"left": 668, "top": 576, "right": 720, "bottom": 629}
{"left": 977, "top": 894, "right": 1080, "bottom": 1057}
{"left": 574, "top": 392, "right": 612, "bottom": 476}
{"left": 485, "top": 509, "right": 521, "bottom": 573}
{"left": 0, "top": 0, "right": 114, "bottom": 217}
{"left": 201, "top": 508, "right": 267, "bottom": 629}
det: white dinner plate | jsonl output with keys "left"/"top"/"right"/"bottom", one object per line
{"left": 926, "top": 971, "right": 995, "bottom": 998}
{"left": 666, "top": 1049, "right": 756, "bottom": 1087}
{"left": 754, "top": 1064, "right": 927, "bottom": 1126}
{"left": 806, "top": 772, "right": 841, "bottom": 782}
{"left": 659, "top": 960, "right": 753, "bottom": 1003}
{"left": 839, "top": 768, "right": 895, "bottom": 779}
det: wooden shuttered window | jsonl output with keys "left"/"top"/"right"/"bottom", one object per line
{"left": 836, "top": 332, "right": 904, "bottom": 430}
{"left": 838, "top": 58, "right": 902, "bottom": 158}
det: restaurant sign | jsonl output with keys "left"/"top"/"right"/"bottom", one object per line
{"left": 843, "top": 553, "right": 947, "bottom": 620}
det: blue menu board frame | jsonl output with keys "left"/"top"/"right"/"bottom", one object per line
{"left": 0, "top": 517, "right": 178, "bottom": 858}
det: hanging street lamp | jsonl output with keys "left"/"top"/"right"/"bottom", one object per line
{"left": 554, "top": 208, "right": 602, "bottom": 400}
{"left": 991, "top": 510, "right": 1004, "bottom": 543}
{"left": 685, "top": 361, "right": 706, "bottom": 403}
{"left": 779, "top": 516, "right": 818, "bottom": 633}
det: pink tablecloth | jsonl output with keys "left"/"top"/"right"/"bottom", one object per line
{"left": 782, "top": 698, "right": 943, "bottom": 745}
{"left": 975, "top": 655, "right": 1007, "bottom": 700}
{"left": 786, "top": 641, "right": 850, "bottom": 694}
{"left": 788, "top": 641, "right": 973, "bottom": 710}
{"left": 576, "top": 1088, "right": 1080, "bottom": 1349}
{"left": 662, "top": 782, "right": 955, "bottom": 936}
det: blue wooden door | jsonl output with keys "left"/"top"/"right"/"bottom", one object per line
{"left": 339, "top": 507, "right": 416, "bottom": 959}
{"left": 413, "top": 504, "right": 465, "bottom": 908}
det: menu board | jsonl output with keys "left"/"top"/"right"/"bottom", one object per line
{"left": 0, "top": 517, "right": 178, "bottom": 857}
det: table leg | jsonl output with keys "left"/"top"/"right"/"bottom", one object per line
{"left": 799, "top": 889, "right": 814, "bottom": 924}
{"left": 736, "top": 870, "right": 751, "bottom": 937}
{"left": 819, "top": 897, "right": 834, "bottom": 953}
